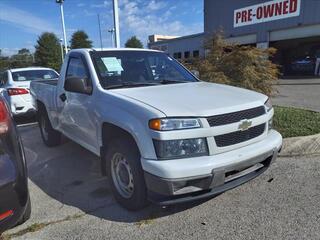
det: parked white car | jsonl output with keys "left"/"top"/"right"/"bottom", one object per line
{"left": 0, "top": 67, "right": 59, "bottom": 116}
{"left": 30, "top": 49, "right": 282, "bottom": 210}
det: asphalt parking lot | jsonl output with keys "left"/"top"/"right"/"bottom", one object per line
{"left": 272, "top": 78, "right": 320, "bottom": 112}
{"left": 2, "top": 125, "right": 320, "bottom": 240}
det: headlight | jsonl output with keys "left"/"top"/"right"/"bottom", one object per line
{"left": 153, "top": 138, "right": 208, "bottom": 159}
{"left": 264, "top": 98, "right": 273, "bottom": 112}
{"left": 149, "top": 118, "right": 201, "bottom": 131}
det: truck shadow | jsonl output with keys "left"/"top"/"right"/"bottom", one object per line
{"left": 19, "top": 125, "right": 211, "bottom": 223}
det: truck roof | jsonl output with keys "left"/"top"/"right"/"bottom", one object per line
{"left": 9, "top": 67, "right": 56, "bottom": 72}
{"left": 69, "top": 48, "right": 162, "bottom": 54}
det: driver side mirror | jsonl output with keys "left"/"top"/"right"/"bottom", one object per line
{"left": 191, "top": 70, "right": 200, "bottom": 78}
{"left": 65, "top": 76, "right": 92, "bottom": 94}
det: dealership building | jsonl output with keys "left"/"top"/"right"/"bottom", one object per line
{"left": 148, "top": 0, "right": 320, "bottom": 75}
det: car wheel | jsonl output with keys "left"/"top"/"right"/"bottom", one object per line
{"left": 38, "top": 108, "right": 61, "bottom": 147}
{"left": 105, "top": 138, "right": 148, "bottom": 210}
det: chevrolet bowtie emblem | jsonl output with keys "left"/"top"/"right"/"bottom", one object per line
{"left": 238, "top": 120, "right": 252, "bottom": 131}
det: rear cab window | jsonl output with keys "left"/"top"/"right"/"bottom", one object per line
{"left": 11, "top": 70, "right": 59, "bottom": 81}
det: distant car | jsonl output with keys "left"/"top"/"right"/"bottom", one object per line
{"left": 0, "top": 67, "right": 59, "bottom": 116}
{"left": 290, "top": 56, "right": 315, "bottom": 74}
{"left": 0, "top": 95, "right": 30, "bottom": 233}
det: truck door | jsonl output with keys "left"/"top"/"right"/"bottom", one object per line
{"left": 58, "top": 53, "right": 98, "bottom": 153}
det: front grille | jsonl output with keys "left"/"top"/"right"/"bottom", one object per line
{"left": 215, "top": 123, "right": 266, "bottom": 147}
{"left": 207, "top": 106, "right": 266, "bottom": 127}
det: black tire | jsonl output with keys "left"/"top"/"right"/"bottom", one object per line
{"left": 105, "top": 138, "right": 148, "bottom": 210}
{"left": 38, "top": 107, "right": 61, "bottom": 147}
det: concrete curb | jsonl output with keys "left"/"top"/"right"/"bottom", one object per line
{"left": 279, "top": 133, "right": 320, "bottom": 157}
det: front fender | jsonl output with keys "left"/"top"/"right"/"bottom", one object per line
{"left": 96, "top": 91, "right": 165, "bottom": 159}
{"left": 98, "top": 111, "right": 157, "bottom": 159}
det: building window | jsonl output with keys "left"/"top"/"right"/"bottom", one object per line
{"left": 193, "top": 50, "right": 200, "bottom": 58}
{"left": 184, "top": 51, "right": 190, "bottom": 59}
{"left": 173, "top": 52, "right": 182, "bottom": 59}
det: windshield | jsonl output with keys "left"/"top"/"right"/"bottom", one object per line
{"left": 91, "top": 50, "right": 198, "bottom": 89}
{"left": 11, "top": 70, "right": 59, "bottom": 81}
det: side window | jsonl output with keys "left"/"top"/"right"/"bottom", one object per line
{"left": 193, "top": 50, "right": 200, "bottom": 58}
{"left": 173, "top": 52, "right": 181, "bottom": 59}
{"left": 66, "top": 57, "right": 88, "bottom": 79}
{"left": 64, "top": 57, "right": 92, "bottom": 94}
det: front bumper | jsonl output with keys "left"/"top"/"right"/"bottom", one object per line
{"left": 142, "top": 130, "right": 282, "bottom": 205}
{"left": 145, "top": 150, "right": 277, "bottom": 205}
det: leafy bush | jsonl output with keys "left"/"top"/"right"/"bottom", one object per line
{"left": 187, "top": 34, "right": 279, "bottom": 96}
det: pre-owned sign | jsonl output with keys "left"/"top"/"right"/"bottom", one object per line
{"left": 234, "top": 0, "right": 301, "bottom": 28}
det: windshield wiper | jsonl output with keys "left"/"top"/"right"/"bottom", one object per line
{"left": 159, "top": 79, "right": 189, "bottom": 84}
{"left": 106, "top": 82, "right": 159, "bottom": 90}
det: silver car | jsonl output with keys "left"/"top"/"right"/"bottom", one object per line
{"left": 0, "top": 67, "right": 59, "bottom": 116}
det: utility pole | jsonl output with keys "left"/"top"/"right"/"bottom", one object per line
{"left": 59, "top": 38, "right": 64, "bottom": 62}
{"left": 112, "top": 0, "right": 120, "bottom": 48}
{"left": 56, "top": 0, "right": 68, "bottom": 54}
{"left": 108, "top": 28, "right": 115, "bottom": 47}
{"left": 97, "top": 14, "right": 103, "bottom": 50}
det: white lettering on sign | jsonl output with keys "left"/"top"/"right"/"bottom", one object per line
{"left": 234, "top": 0, "right": 301, "bottom": 28}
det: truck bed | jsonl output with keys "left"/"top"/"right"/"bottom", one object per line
{"left": 30, "top": 79, "right": 59, "bottom": 121}
{"left": 32, "top": 79, "right": 58, "bottom": 86}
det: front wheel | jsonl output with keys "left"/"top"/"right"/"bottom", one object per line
{"left": 38, "top": 108, "right": 61, "bottom": 147}
{"left": 105, "top": 138, "right": 148, "bottom": 210}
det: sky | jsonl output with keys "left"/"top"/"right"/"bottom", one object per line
{"left": 0, "top": 0, "right": 203, "bottom": 56}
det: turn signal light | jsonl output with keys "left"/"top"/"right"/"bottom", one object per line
{"left": 7, "top": 88, "right": 29, "bottom": 96}
{"left": 0, "top": 210, "right": 13, "bottom": 221}
{"left": 149, "top": 119, "right": 161, "bottom": 131}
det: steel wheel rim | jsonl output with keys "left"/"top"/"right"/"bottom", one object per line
{"left": 111, "top": 153, "right": 134, "bottom": 199}
{"left": 41, "top": 116, "right": 49, "bottom": 141}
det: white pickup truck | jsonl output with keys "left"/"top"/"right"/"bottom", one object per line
{"left": 30, "top": 48, "right": 282, "bottom": 210}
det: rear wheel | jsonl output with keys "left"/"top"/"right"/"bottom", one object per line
{"left": 38, "top": 108, "right": 61, "bottom": 147}
{"left": 105, "top": 138, "right": 148, "bottom": 210}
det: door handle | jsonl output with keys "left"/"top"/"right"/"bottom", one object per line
{"left": 59, "top": 93, "right": 67, "bottom": 102}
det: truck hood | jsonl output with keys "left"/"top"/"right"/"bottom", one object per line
{"left": 112, "top": 82, "right": 268, "bottom": 117}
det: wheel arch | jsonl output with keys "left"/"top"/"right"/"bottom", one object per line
{"left": 100, "top": 122, "right": 140, "bottom": 176}
{"left": 36, "top": 100, "right": 47, "bottom": 118}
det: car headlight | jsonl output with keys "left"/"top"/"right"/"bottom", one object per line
{"left": 153, "top": 138, "right": 209, "bottom": 159}
{"left": 264, "top": 98, "right": 273, "bottom": 112}
{"left": 149, "top": 118, "right": 201, "bottom": 131}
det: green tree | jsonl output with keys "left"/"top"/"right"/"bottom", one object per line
{"left": 0, "top": 49, "right": 33, "bottom": 70}
{"left": 34, "top": 32, "right": 61, "bottom": 70}
{"left": 188, "top": 34, "right": 279, "bottom": 96}
{"left": 18, "top": 48, "right": 31, "bottom": 55}
{"left": 125, "top": 36, "right": 143, "bottom": 48}
{"left": 70, "top": 30, "right": 92, "bottom": 49}
{"left": 0, "top": 49, "right": 10, "bottom": 71}
{"left": 9, "top": 48, "right": 34, "bottom": 68}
